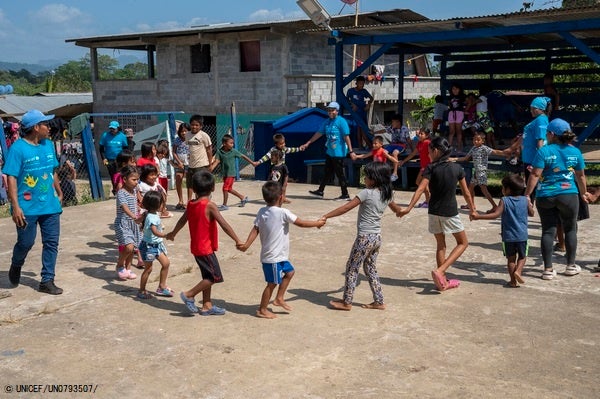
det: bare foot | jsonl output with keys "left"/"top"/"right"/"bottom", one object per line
{"left": 272, "top": 299, "right": 292, "bottom": 311}
{"left": 255, "top": 309, "right": 277, "bottom": 319}
{"left": 361, "top": 302, "right": 386, "bottom": 310}
{"left": 329, "top": 300, "right": 352, "bottom": 311}
{"left": 514, "top": 272, "right": 525, "bottom": 284}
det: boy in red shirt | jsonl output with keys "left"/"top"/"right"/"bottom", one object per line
{"left": 398, "top": 128, "right": 432, "bottom": 208}
{"left": 166, "top": 170, "right": 243, "bottom": 315}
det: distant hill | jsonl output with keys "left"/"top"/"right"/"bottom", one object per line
{"left": 0, "top": 55, "right": 146, "bottom": 75}
{"left": 0, "top": 61, "right": 57, "bottom": 74}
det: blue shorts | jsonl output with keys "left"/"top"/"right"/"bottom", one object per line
{"left": 502, "top": 241, "right": 528, "bottom": 259}
{"left": 262, "top": 261, "right": 294, "bottom": 285}
{"left": 139, "top": 241, "right": 167, "bottom": 263}
{"left": 384, "top": 144, "right": 407, "bottom": 155}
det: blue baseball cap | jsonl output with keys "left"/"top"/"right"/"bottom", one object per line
{"left": 547, "top": 118, "right": 571, "bottom": 136}
{"left": 21, "top": 109, "right": 54, "bottom": 129}
{"left": 108, "top": 121, "right": 120, "bottom": 129}
{"left": 326, "top": 101, "right": 340, "bottom": 110}
{"left": 530, "top": 96, "right": 551, "bottom": 110}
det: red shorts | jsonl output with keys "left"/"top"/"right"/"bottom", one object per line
{"left": 158, "top": 177, "right": 169, "bottom": 191}
{"left": 222, "top": 176, "right": 235, "bottom": 192}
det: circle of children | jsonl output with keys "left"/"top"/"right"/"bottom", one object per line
{"left": 6, "top": 97, "right": 594, "bottom": 318}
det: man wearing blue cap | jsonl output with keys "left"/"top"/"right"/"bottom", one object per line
{"left": 303, "top": 102, "right": 356, "bottom": 200}
{"left": 99, "top": 120, "right": 128, "bottom": 194}
{"left": 4, "top": 110, "right": 64, "bottom": 295}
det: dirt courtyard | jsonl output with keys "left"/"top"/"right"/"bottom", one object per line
{"left": 0, "top": 180, "right": 599, "bottom": 398}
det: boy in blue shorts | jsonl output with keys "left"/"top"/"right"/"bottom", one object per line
{"left": 471, "top": 174, "right": 534, "bottom": 287}
{"left": 237, "top": 181, "right": 325, "bottom": 318}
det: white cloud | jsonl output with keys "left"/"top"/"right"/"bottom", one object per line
{"left": 30, "top": 3, "right": 84, "bottom": 25}
{"left": 248, "top": 8, "right": 304, "bottom": 22}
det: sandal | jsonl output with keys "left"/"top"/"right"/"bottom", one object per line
{"left": 180, "top": 292, "right": 198, "bottom": 313}
{"left": 445, "top": 279, "right": 460, "bottom": 290}
{"left": 156, "top": 286, "right": 174, "bottom": 297}
{"left": 175, "top": 203, "right": 186, "bottom": 210}
{"left": 431, "top": 270, "right": 447, "bottom": 291}
{"left": 460, "top": 205, "right": 470, "bottom": 210}
{"left": 200, "top": 305, "right": 226, "bottom": 316}
{"left": 137, "top": 291, "right": 153, "bottom": 300}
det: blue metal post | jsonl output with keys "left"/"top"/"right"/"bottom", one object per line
{"left": 80, "top": 120, "right": 105, "bottom": 200}
{"left": 231, "top": 102, "right": 240, "bottom": 181}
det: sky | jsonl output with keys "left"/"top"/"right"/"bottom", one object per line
{"left": 0, "top": 0, "right": 558, "bottom": 65}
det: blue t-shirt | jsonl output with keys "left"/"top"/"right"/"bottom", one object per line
{"left": 142, "top": 213, "right": 163, "bottom": 244}
{"left": 531, "top": 143, "right": 585, "bottom": 198}
{"left": 3, "top": 138, "right": 62, "bottom": 216}
{"left": 99, "top": 131, "right": 129, "bottom": 160}
{"left": 318, "top": 116, "right": 350, "bottom": 158}
{"left": 501, "top": 196, "right": 529, "bottom": 242}
{"left": 347, "top": 87, "right": 372, "bottom": 120}
{"left": 521, "top": 114, "right": 548, "bottom": 164}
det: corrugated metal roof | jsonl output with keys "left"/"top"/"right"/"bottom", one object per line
{"left": 65, "top": 9, "right": 427, "bottom": 49}
{"left": 311, "top": 6, "right": 600, "bottom": 51}
{"left": 0, "top": 93, "right": 93, "bottom": 118}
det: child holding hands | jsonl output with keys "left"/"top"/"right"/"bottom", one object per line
{"left": 237, "top": 181, "right": 325, "bottom": 319}
{"left": 323, "top": 162, "right": 403, "bottom": 311}
{"left": 166, "top": 170, "right": 243, "bottom": 316}
{"left": 471, "top": 174, "right": 534, "bottom": 287}
{"left": 137, "top": 191, "right": 173, "bottom": 299}
{"left": 398, "top": 136, "right": 476, "bottom": 292}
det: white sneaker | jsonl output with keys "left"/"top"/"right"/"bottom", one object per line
{"left": 563, "top": 264, "right": 581, "bottom": 276}
{"left": 542, "top": 269, "right": 557, "bottom": 280}
{"left": 390, "top": 174, "right": 398, "bottom": 182}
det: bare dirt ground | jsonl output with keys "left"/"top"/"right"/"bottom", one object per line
{"left": 0, "top": 180, "right": 599, "bottom": 398}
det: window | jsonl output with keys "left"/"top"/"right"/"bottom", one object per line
{"left": 191, "top": 44, "right": 211, "bottom": 73}
{"left": 240, "top": 41, "right": 260, "bottom": 72}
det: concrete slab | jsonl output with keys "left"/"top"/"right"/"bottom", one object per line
{"left": 0, "top": 181, "right": 598, "bottom": 398}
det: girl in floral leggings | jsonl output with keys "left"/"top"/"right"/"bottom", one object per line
{"left": 322, "top": 162, "right": 403, "bottom": 311}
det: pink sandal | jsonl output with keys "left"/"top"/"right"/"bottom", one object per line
{"left": 431, "top": 270, "right": 447, "bottom": 291}
{"left": 445, "top": 279, "right": 460, "bottom": 290}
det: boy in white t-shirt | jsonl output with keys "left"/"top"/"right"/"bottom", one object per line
{"left": 237, "top": 181, "right": 325, "bottom": 319}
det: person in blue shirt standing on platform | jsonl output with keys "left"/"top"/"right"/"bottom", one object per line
{"left": 347, "top": 76, "right": 374, "bottom": 149}
{"left": 5, "top": 110, "right": 64, "bottom": 295}
{"left": 99, "top": 120, "right": 129, "bottom": 195}
{"left": 303, "top": 101, "right": 357, "bottom": 201}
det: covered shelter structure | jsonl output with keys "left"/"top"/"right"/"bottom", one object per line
{"left": 311, "top": 5, "right": 600, "bottom": 143}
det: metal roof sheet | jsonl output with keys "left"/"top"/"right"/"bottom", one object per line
{"left": 0, "top": 93, "right": 93, "bottom": 118}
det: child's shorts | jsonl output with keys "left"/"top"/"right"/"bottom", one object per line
{"left": 262, "top": 261, "right": 295, "bottom": 285}
{"left": 448, "top": 110, "right": 464, "bottom": 124}
{"left": 194, "top": 253, "right": 224, "bottom": 283}
{"left": 428, "top": 214, "right": 464, "bottom": 235}
{"left": 139, "top": 241, "right": 167, "bottom": 262}
{"left": 502, "top": 241, "right": 528, "bottom": 259}
{"left": 222, "top": 176, "right": 235, "bottom": 192}
{"left": 384, "top": 144, "right": 406, "bottom": 155}
{"left": 471, "top": 168, "right": 489, "bottom": 186}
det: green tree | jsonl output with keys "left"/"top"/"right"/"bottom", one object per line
{"left": 113, "top": 62, "right": 148, "bottom": 79}
{"left": 410, "top": 96, "right": 436, "bottom": 128}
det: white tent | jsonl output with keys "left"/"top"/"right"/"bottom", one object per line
{"left": 133, "top": 121, "right": 176, "bottom": 188}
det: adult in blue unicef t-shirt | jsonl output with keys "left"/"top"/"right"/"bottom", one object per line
{"left": 4, "top": 109, "right": 64, "bottom": 295}
{"left": 99, "top": 120, "right": 129, "bottom": 194}
{"left": 303, "top": 102, "right": 356, "bottom": 200}
{"left": 525, "top": 118, "right": 589, "bottom": 281}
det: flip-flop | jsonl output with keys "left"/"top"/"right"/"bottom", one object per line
{"left": 200, "top": 305, "right": 226, "bottom": 316}
{"left": 360, "top": 302, "right": 386, "bottom": 310}
{"left": 431, "top": 270, "right": 447, "bottom": 291}
{"left": 445, "top": 279, "right": 460, "bottom": 290}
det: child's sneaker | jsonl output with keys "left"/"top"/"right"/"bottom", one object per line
{"left": 126, "top": 270, "right": 137, "bottom": 279}
{"left": 390, "top": 174, "right": 398, "bottom": 182}
{"left": 218, "top": 205, "right": 229, "bottom": 211}
{"left": 239, "top": 196, "right": 249, "bottom": 207}
{"left": 416, "top": 202, "right": 428, "bottom": 208}
{"left": 117, "top": 267, "right": 129, "bottom": 280}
